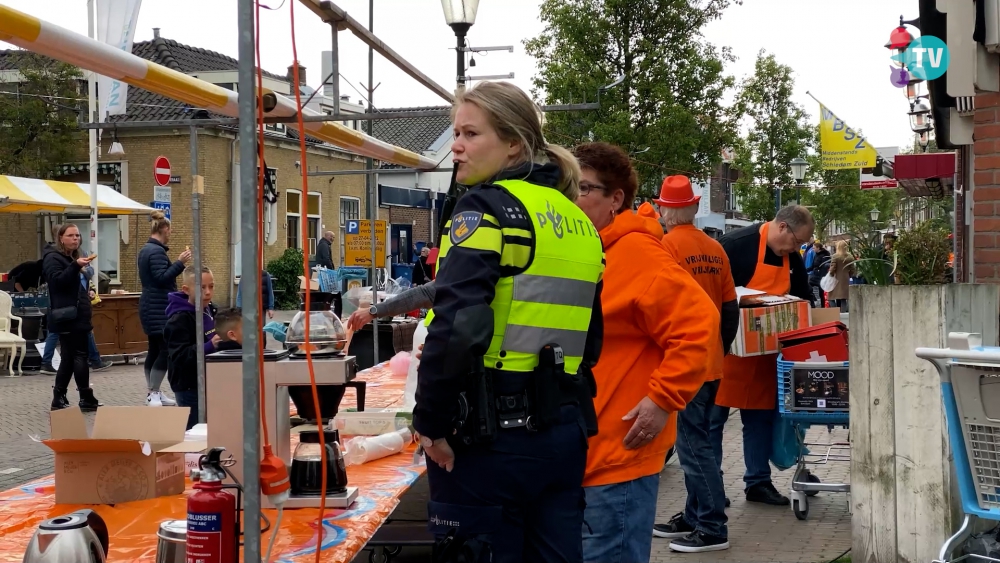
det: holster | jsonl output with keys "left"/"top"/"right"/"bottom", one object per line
{"left": 454, "top": 359, "right": 496, "bottom": 447}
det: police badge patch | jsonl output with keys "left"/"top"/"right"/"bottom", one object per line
{"left": 450, "top": 211, "right": 483, "bottom": 245}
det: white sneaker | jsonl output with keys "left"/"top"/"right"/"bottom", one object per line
{"left": 146, "top": 391, "right": 163, "bottom": 407}
{"left": 158, "top": 393, "right": 177, "bottom": 406}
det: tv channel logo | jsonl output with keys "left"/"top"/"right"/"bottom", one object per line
{"left": 889, "top": 33, "right": 949, "bottom": 88}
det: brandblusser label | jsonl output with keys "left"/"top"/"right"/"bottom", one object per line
{"left": 186, "top": 512, "right": 222, "bottom": 563}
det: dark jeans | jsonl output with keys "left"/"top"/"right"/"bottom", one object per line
{"left": 174, "top": 389, "right": 199, "bottom": 430}
{"left": 676, "top": 380, "right": 728, "bottom": 538}
{"left": 426, "top": 405, "right": 588, "bottom": 563}
{"left": 739, "top": 408, "right": 776, "bottom": 489}
{"left": 43, "top": 330, "right": 101, "bottom": 366}
{"left": 710, "top": 403, "right": 730, "bottom": 474}
{"left": 54, "top": 332, "right": 90, "bottom": 392}
{"left": 582, "top": 475, "right": 659, "bottom": 563}
{"left": 809, "top": 281, "right": 826, "bottom": 307}
{"left": 144, "top": 333, "right": 169, "bottom": 392}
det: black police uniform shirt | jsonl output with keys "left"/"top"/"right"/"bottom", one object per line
{"left": 414, "top": 162, "right": 605, "bottom": 441}
{"left": 719, "top": 222, "right": 814, "bottom": 304}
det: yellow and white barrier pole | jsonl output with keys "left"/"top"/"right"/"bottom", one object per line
{"left": 0, "top": 4, "right": 439, "bottom": 170}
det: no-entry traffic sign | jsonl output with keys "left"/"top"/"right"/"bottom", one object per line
{"left": 154, "top": 156, "right": 171, "bottom": 187}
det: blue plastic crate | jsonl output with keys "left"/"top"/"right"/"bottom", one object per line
{"left": 777, "top": 355, "right": 850, "bottom": 425}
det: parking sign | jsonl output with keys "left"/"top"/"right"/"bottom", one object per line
{"left": 346, "top": 220, "right": 360, "bottom": 235}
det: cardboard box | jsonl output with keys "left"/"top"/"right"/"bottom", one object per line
{"left": 44, "top": 407, "right": 204, "bottom": 505}
{"left": 810, "top": 307, "right": 842, "bottom": 326}
{"left": 732, "top": 291, "right": 811, "bottom": 357}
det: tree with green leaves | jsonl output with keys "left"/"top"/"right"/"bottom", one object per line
{"left": 0, "top": 52, "right": 83, "bottom": 178}
{"left": 730, "top": 51, "right": 812, "bottom": 221}
{"left": 525, "top": 0, "right": 739, "bottom": 196}
{"left": 799, "top": 126, "right": 901, "bottom": 237}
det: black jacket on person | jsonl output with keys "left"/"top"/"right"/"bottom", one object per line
{"left": 138, "top": 238, "right": 186, "bottom": 336}
{"left": 807, "top": 248, "right": 831, "bottom": 285}
{"left": 41, "top": 245, "right": 92, "bottom": 334}
{"left": 316, "top": 237, "right": 335, "bottom": 269}
{"left": 411, "top": 257, "right": 431, "bottom": 286}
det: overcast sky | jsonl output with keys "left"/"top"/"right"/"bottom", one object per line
{"left": 2, "top": 0, "right": 917, "bottom": 151}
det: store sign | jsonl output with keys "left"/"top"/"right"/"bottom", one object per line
{"left": 344, "top": 220, "right": 387, "bottom": 267}
{"left": 792, "top": 366, "right": 850, "bottom": 410}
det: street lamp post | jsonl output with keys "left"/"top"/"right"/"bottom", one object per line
{"left": 440, "top": 0, "right": 480, "bottom": 94}
{"left": 790, "top": 156, "right": 808, "bottom": 204}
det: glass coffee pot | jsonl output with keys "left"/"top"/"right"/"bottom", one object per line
{"left": 290, "top": 429, "right": 349, "bottom": 496}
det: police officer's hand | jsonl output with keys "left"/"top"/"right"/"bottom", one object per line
{"left": 416, "top": 432, "right": 455, "bottom": 472}
{"left": 622, "top": 396, "right": 670, "bottom": 450}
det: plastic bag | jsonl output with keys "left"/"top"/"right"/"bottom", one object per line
{"left": 819, "top": 273, "right": 838, "bottom": 293}
{"left": 770, "top": 414, "right": 807, "bottom": 471}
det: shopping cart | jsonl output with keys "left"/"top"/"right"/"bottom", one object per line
{"left": 777, "top": 355, "right": 851, "bottom": 520}
{"left": 917, "top": 332, "right": 1000, "bottom": 563}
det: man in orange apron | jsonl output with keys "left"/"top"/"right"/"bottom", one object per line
{"left": 716, "top": 205, "right": 815, "bottom": 506}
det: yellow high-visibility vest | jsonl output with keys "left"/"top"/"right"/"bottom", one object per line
{"left": 425, "top": 179, "right": 604, "bottom": 374}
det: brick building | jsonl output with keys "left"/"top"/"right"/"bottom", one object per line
{"left": 0, "top": 32, "right": 452, "bottom": 303}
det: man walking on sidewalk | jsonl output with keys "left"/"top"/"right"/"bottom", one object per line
{"left": 647, "top": 176, "right": 739, "bottom": 553}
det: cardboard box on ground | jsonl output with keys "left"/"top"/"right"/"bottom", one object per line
{"left": 43, "top": 407, "right": 206, "bottom": 505}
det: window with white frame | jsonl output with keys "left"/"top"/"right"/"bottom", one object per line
{"left": 340, "top": 196, "right": 360, "bottom": 265}
{"left": 286, "top": 190, "right": 321, "bottom": 257}
{"left": 67, "top": 217, "right": 121, "bottom": 282}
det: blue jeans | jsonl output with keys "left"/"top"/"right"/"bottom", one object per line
{"left": 676, "top": 380, "right": 728, "bottom": 538}
{"left": 710, "top": 402, "right": 730, "bottom": 474}
{"left": 739, "top": 408, "right": 776, "bottom": 489}
{"left": 174, "top": 389, "right": 199, "bottom": 430}
{"left": 43, "top": 331, "right": 101, "bottom": 366}
{"left": 582, "top": 474, "right": 659, "bottom": 563}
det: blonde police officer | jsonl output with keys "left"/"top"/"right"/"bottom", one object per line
{"left": 414, "top": 82, "right": 605, "bottom": 563}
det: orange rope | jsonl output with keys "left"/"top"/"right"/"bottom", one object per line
{"left": 254, "top": 0, "right": 271, "bottom": 450}
{"left": 288, "top": 0, "right": 328, "bottom": 558}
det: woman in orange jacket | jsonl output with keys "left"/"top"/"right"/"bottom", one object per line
{"left": 572, "top": 142, "right": 720, "bottom": 563}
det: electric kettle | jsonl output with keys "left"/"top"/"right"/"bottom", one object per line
{"left": 22, "top": 509, "right": 110, "bottom": 563}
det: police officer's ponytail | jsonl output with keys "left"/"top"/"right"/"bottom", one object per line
{"left": 454, "top": 82, "right": 580, "bottom": 201}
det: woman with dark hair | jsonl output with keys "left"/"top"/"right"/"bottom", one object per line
{"left": 571, "top": 142, "right": 719, "bottom": 561}
{"left": 138, "top": 210, "right": 191, "bottom": 407}
{"left": 42, "top": 224, "right": 102, "bottom": 411}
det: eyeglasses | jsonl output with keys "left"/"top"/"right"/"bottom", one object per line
{"left": 579, "top": 181, "right": 607, "bottom": 196}
{"left": 64, "top": 234, "right": 81, "bottom": 238}
{"left": 783, "top": 222, "right": 807, "bottom": 247}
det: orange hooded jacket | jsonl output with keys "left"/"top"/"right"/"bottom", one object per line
{"left": 584, "top": 209, "right": 719, "bottom": 487}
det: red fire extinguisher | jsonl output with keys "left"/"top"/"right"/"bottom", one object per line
{"left": 188, "top": 447, "right": 237, "bottom": 563}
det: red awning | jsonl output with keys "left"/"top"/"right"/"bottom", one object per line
{"left": 893, "top": 152, "right": 956, "bottom": 198}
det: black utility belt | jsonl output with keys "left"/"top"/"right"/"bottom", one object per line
{"left": 493, "top": 387, "right": 578, "bottom": 431}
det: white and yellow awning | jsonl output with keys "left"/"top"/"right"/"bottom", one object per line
{"left": 0, "top": 175, "right": 153, "bottom": 215}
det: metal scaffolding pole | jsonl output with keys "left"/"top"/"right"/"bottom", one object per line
{"left": 367, "top": 0, "right": 380, "bottom": 366}
{"left": 237, "top": 0, "right": 262, "bottom": 559}
{"left": 191, "top": 126, "right": 207, "bottom": 425}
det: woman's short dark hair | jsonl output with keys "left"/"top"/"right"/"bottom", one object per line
{"left": 571, "top": 142, "right": 639, "bottom": 213}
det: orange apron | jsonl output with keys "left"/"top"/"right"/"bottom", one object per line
{"left": 716, "top": 222, "right": 790, "bottom": 410}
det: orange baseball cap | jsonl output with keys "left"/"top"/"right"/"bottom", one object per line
{"left": 654, "top": 175, "right": 700, "bottom": 208}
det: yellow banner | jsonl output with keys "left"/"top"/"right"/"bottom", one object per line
{"left": 819, "top": 104, "right": 878, "bottom": 170}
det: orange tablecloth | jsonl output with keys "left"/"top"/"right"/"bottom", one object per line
{"left": 0, "top": 363, "right": 424, "bottom": 563}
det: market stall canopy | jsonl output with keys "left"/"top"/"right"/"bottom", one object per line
{"left": 0, "top": 175, "right": 154, "bottom": 215}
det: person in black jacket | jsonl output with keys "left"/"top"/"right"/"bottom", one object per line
{"left": 411, "top": 246, "right": 432, "bottom": 286}
{"left": 806, "top": 241, "right": 831, "bottom": 307}
{"left": 164, "top": 266, "right": 218, "bottom": 430}
{"left": 43, "top": 224, "right": 102, "bottom": 411}
{"left": 138, "top": 211, "right": 191, "bottom": 407}
{"left": 316, "top": 231, "right": 335, "bottom": 270}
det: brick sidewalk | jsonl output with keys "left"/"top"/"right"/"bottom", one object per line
{"left": 0, "top": 367, "right": 850, "bottom": 563}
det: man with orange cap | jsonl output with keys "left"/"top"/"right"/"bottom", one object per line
{"left": 716, "top": 204, "right": 815, "bottom": 507}
{"left": 649, "top": 176, "right": 738, "bottom": 553}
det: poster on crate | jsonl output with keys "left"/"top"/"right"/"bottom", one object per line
{"left": 792, "top": 365, "right": 849, "bottom": 410}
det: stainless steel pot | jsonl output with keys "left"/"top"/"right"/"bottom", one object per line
{"left": 155, "top": 520, "right": 187, "bottom": 563}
